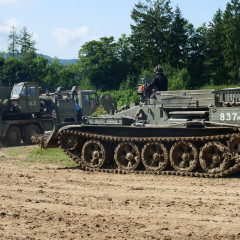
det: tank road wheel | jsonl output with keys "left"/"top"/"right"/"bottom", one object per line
{"left": 5, "top": 125, "right": 22, "bottom": 146}
{"left": 170, "top": 142, "right": 198, "bottom": 172}
{"left": 141, "top": 142, "right": 169, "bottom": 171}
{"left": 24, "top": 124, "right": 41, "bottom": 144}
{"left": 81, "top": 140, "right": 108, "bottom": 168}
{"left": 114, "top": 143, "right": 141, "bottom": 170}
{"left": 228, "top": 137, "right": 240, "bottom": 163}
{"left": 60, "top": 132, "right": 80, "bottom": 151}
{"left": 199, "top": 142, "right": 230, "bottom": 174}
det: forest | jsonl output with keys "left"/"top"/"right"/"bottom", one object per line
{"left": 0, "top": 0, "right": 240, "bottom": 105}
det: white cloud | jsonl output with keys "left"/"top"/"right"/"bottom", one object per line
{"left": 0, "top": 18, "right": 39, "bottom": 52}
{"left": 53, "top": 26, "right": 97, "bottom": 47}
{"left": 0, "top": 18, "right": 21, "bottom": 51}
{"left": 0, "top": 18, "right": 21, "bottom": 34}
{"left": 0, "top": 0, "right": 36, "bottom": 8}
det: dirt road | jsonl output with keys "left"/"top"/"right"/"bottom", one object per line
{"left": 0, "top": 146, "right": 240, "bottom": 239}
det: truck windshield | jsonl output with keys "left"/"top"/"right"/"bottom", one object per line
{"left": 11, "top": 83, "right": 24, "bottom": 98}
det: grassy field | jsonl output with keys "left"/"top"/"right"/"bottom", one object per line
{"left": 1, "top": 146, "right": 78, "bottom": 168}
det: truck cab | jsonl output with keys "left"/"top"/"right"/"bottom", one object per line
{"left": 60, "top": 87, "right": 101, "bottom": 119}
{"left": 9, "top": 82, "right": 40, "bottom": 115}
{"left": 77, "top": 90, "right": 99, "bottom": 116}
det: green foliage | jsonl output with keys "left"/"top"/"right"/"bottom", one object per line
{"left": 8, "top": 26, "right": 19, "bottom": 57}
{"left": 119, "top": 74, "right": 138, "bottom": 90}
{"left": 138, "top": 68, "right": 154, "bottom": 82}
{"left": 18, "top": 26, "right": 37, "bottom": 58}
{"left": 169, "top": 6, "right": 189, "bottom": 68}
{"left": 201, "top": 84, "right": 239, "bottom": 90}
{"left": 78, "top": 36, "right": 130, "bottom": 91}
{"left": 185, "top": 24, "right": 208, "bottom": 88}
{"left": 0, "top": 53, "right": 6, "bottom": 85}
{"left": 222, "top": 0, "right": 240, "bottom": 84}
{"left": 168, "top": 68, "right": 191, "bottom": 90}
{"left": 78, "top": 77, "right": 96, "bottom": 90}
{"left": 130, "top": 0, "right": 173, "bottom": 70}
{"left": 91, "top": 106, "right": 107, "bottom": 116}
{"left": 3, "top": 56, "right": 20, "bottom": 86}
{"left": 98, "top": 89, "right": 139, "bottom": 108}
{"left": 205, "top": 9, "right": 227, "bottom": 85}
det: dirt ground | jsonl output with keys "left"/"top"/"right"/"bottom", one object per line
{"left": 1, "top": 146, "right": 240, "bottom": 240}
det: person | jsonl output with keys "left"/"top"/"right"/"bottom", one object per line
{"left": 75, "top": 98, "right": 82, "bottom": 121}
{"left": 145, "top": 66, "right": 168, "bottom": 99}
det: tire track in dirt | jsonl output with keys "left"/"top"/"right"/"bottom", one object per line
{"left": 1, "top": 146, "right": 240, "bottom": 239}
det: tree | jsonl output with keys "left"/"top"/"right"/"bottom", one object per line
{"left": 222, "top": 0, "right": 240, "bottom": 84}
{"left": 31, "top": 56, "right": 50, "bottom": 88}
{"left": 43, "top": 58, "right": 63, "bottom": 91}
{"left": 8, "top": 26, "right": 19, "bottom": 57}
{"left": 58, "top": 63, "right": 76, "bottom": 89}
{"left": 78, "top": 37, "right": 127, "bottom": 90}
{"left": 3, "top": 56, "right": 21, "bottom": 86}
{"left": 205, "top": 9, "right": 227, "bottom": 85}
{"left": 10, "top": 27, "right": 38, "bottom": 84}
{"left": 185, "top": 23, "right": 208, "bottom": 88}
{"left": 169, "top": 6, "right": 188, "bottom": 68}
{"left": 0, "top": 52, "right": 6, "bottom": 86}
{"left": 130, "top": 0, "right": 173, "bottom": 70}
{"left": 18, "top": 26, "right": 37, "bottom": 58}
{"left": 168, "top": 67, "right": 191, "bottom": 90}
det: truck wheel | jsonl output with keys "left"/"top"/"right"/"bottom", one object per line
{"left": 24, "top": 124, "right": 41, "bottom": 144}
{"left": 5, "top": 126, "right": 22, "bottom": 146}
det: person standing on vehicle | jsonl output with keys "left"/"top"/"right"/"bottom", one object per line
{"left": 146, "top": 66, "right": 168, "bottom": 99}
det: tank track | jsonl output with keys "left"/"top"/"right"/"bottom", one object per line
{"left": 57, "top": 129, "right": 240, "bottom": 178}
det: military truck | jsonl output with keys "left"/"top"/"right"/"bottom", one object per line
{"left": 55, "top": 86, "right": 104, "bottom": 119}
{"left": 34, "top": 80, "right": 240, "bottom": 178}
{"left": 0, "top": 82, "right": 110, "bottom": 146}
{"left": 0, "top": 82, "right": 78, "bottom": 146}
{"left": 55, "top": 86, "right": 117, "bottom": 119}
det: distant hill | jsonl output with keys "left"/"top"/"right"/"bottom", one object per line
{"left": 59, "top": 58, "right": 77, "bottom": 65}
{"left": 2, "top": 53, "right": 77, "bottom": 65}
{"left": 41, "top": 54, "right": 77, "bottom": 65}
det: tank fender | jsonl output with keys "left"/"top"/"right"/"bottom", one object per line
{"left": 42, "top": 123, "right": 84, "bottom": 149}
{"left": 57, "top": 124, "right": 84, "bottom": 133}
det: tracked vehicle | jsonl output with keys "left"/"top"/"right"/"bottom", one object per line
{"left": 34, "top": 83, "right": 240, "bottom": 178}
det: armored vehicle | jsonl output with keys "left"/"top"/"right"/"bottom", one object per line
{"left": 35, "top": 83, "right": 240, "bottom": 178}
{"left": 0, "top": 82, "right": 77, "bottom": 146}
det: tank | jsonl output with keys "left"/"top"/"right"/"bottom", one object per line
{"left": 34, "top": 82, "right": 240, "bottom": 178}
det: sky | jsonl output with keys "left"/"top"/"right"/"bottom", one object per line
{"left": 0, "top": 0, "right": 230, "bottom": 60}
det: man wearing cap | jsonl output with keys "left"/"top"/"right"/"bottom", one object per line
{"left": 146, "top": 66, "right": 168, "bottom": 99}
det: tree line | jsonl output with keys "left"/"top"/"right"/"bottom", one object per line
{"left": 0, "top": 0, "right": 240, "bottom": 92}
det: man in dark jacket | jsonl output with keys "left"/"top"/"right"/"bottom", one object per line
{"left": 146, "top": 66, "right": 168, "bottom": 99}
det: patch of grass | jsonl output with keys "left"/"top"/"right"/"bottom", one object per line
{"left": 21, "top": 147, "right": 78, "bottom": 167}
{"left": 6, "top": 147, "right": 30, "bottom": 157}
